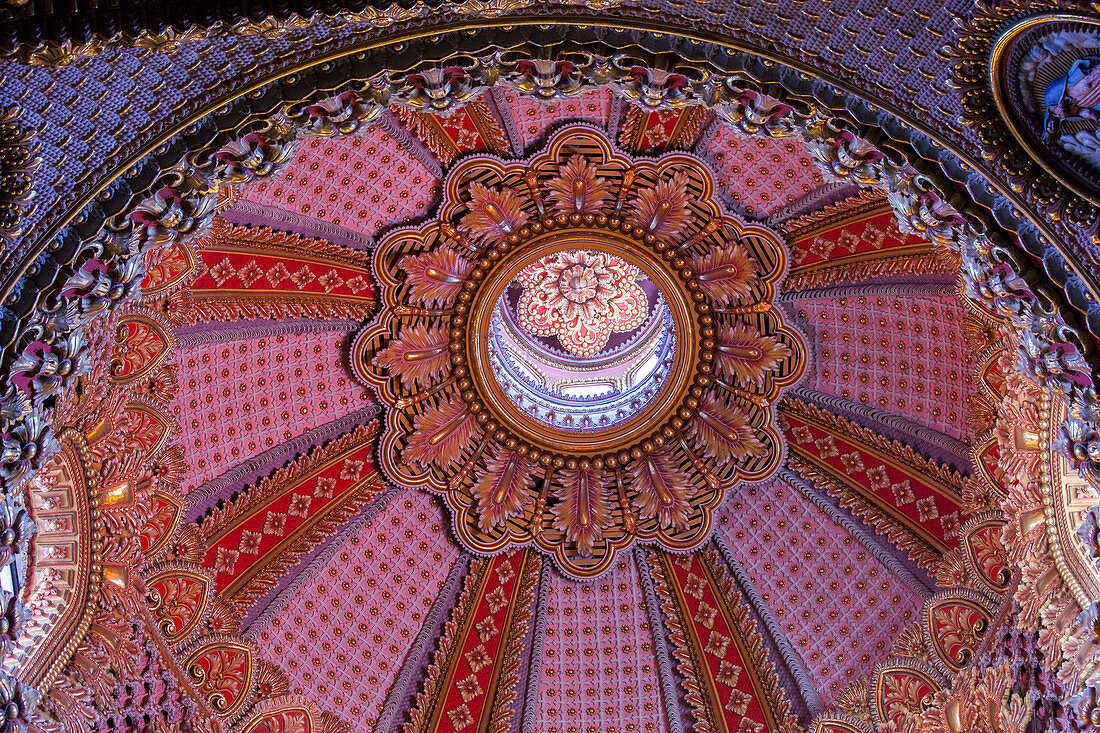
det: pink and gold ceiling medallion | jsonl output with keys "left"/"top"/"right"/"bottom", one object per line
{"left": 352, "top": 125, "right": 806, "bottom": 577}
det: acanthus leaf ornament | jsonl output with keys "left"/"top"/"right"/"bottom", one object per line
{"left": 629, "top": 449, "right": 692, "bottom": 530}
{"left": 715, "top": 324, "right": 792, "bottom": 386}
{"left": 503, "top": 56, "right": 585, "bottom": 99}
{"left": 352, "top": 125, "right": 805, "bottom": 577}
{"left": 129, "top": 176, "right": 217, "bottom": 250}
{"left": 390, "top": 65, "right": 481, "bottom": 114}
{"left": 144, "top": 562, "right": 213, "bottom": 645}
{"left": 690, "top": 392, "right": 767, "bottom": 464}
{"left": 59, "top": 256, "right": 144, "bottom": 320}
{"left": 715, "top": 89, "right": 797, "bottom": 138}
{"left": 462, "top": 182, "right": 531, "bottom": 244}
{"left": 299, "top": 91, "right": 383, "bottom": 137}
{"left": 0, "top": 415, "right": 59, "bottom": 492}
{"left": 608, "top": 63, "right": 696, "bottom": 110}
{"left": 9, "top": 334, "right": 90, "bottom": 410}
{"left": 212, "top": 131, "right": 298, "bottom": 186}
{"left": 181, "top": 637, "right": 256, "bottom": 719}
{"left": 371, "top": 322, "right": 451, "bottom": 390}
{"left": 401, "top": 394, "right": 481, "bottom": 470}
{"left": 872, "top": 659, "right": 948, "bottom": 727}
{"left": 691, "top": 243, "right": 758, "bottom": 305}
{"left": 915, "top": 661, "right": 1032, "bottom": 733}
{"left": 545, "top": 155, "right": 610, "bottom": 216}
{"left": 628, "top": 169, "right": 690, "bottom": 241}
{"left": 806, "top": 128, "right": 884, "bottom": 186}
{"left": 472, "top": 446, "right": 536, "bottom": 532}
{"left": 551, "top": 465, "right": 614, "bottom": 557}
{"left": 921, "top": 590, "right": 995, "bottom": 672}
{"left": 0, "top": 673, "right": 37, "bottom": 733}
{"left": 400, "top": 248, "right": 474, "bottom": 307}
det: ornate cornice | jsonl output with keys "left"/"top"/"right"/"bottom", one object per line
{"left": 778, "top": 280, "right": 958, "bottom": 302}
{"left": 207, "top": 220, "right": 370, "bottom": 266}
{"left": 2, "top": 0, "right": 627, "bottom": 59}
{"left": 785, "top": 251, "right": 956, "bottom": 293}
{"left": 185, "top": 294, "right": 376, "bottom": 325}
{"left": 769, "top": 185, "right": 872, "bottom": 231}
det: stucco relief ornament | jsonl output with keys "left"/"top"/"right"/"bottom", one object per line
{"left": 991, "top": 16, "right": 1100, "bottom": 204}
{"left": 515, "top": 250, "right": 647, "bottom": 357}
{"left": 352, "top": 125, "right": 805, "bottom": 577}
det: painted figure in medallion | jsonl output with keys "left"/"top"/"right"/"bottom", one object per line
{"left": 1044, "top": 57, "right": 1100, "bottom": 130}
{"left": 1013, "top": 27, "right": 1100, "bottom": 179}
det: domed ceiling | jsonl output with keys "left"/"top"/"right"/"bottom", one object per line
{"left": 74, "top": 85, "right": 972, "bottom": 725}
{"left": 2, "top": 32, "right": 1099, "bottom": 733}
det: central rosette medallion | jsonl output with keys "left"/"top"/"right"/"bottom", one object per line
{"left": 353, "top": 125, "right": 805, "bottom": 577}
{"left": 491, "top": 246, "right": 675, "bottom": 433}
{"left": 515, "top": 249, "right": 647, "bottom": 357}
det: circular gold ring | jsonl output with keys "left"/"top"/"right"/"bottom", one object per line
{"left": 459, "top": 222, "right": 704, "bottom": 456}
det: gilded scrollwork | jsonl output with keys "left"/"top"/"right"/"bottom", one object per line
{"left": 180, "top": 636, "right": 257, "bottom": 720}
{"left": 144, "top": 562, "right": 215, "bottom": 646}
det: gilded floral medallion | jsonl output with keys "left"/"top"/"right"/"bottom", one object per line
{"left": 352, "top": 125, "right": 806, "bottom": 576}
